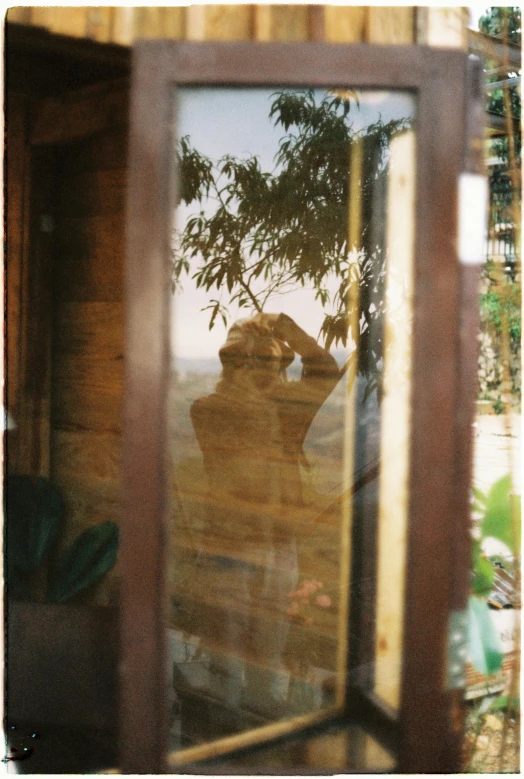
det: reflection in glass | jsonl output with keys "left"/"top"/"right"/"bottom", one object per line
{"left": 168, "top": 87, "right": 415, "bottom": 753}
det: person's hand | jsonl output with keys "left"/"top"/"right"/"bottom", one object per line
{"left": 250, "top": 312, "right": 297, "bottom": 343}
{"left": 271, "top": 313, "right": 295, "bottom": 342}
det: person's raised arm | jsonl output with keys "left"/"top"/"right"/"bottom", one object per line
{"left": 270, "top": 313, "right": 339, "bottom": 380}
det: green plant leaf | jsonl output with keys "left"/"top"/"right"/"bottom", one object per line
{"left": 472, "top": 555, "right": 495, "bottom": 596}
{"left": 488, "top": 695, "right": 520, "bottom": 713}
{"left": 468, "top": 595, "right": 504, "bottom": 676}
{"left": 48, "top": 521, "right": 119, "bottom": 603}
{"left": 481, "top": 475, "right": 521, "bottom": 552}
{"left": 473, "top": 487, "right": 487, "bottom": 505}
{"left": 5, "top": 475, "right": 65, "bottom": 574}
{"left": 472, "top": 487, "right": 487, "bottom": 515}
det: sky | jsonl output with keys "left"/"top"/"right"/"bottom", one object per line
{"left": 469, "top": 7, "right": 490, "bottom": 31}
{"left": 171, "top": 87, "right": 414, "bottom": 360}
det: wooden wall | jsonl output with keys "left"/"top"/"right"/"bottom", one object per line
{"left": 7, "top": 6, "right": 469, "bottom": 47}
{"left": 50, "top": 105, "right": 128, "bottom": 606}
{"left": 6, "top": 56, "right": 129, "bottom": 605}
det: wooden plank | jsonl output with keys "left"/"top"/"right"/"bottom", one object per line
{"left": 13, "top": 146, "right": 56, "bottom": 478}
{"left": 51, "top": 352, "right": 123, "bottom": 401}
{"left": 171, "top": 526, "right": 340, "bottom": 588}
{"left": 170, "top": 592, "right": 338, "bottom": 671}
{"left": 111, "top": 6, "right": 135, "bottom": 47}
{"left": 171, "top": 554, "right": 338, "bottom": 637}
{"left": 367, "top": 7, "right": 414, "bottom": 44}
{"left": 200, "top": 5, "right": 252, "bottom": 41}
{"left": 417, "top": 7, "right": 467, "bottom": 48}
{"left": 171, "top": 686, "right": 269, "bottom": 744}
{"left": 324, "top": 7, "right": 366, "bottom": 43}
{"left": 254, "top": 5, "right": 309, "bottom": 41}
{"left": 56, "top": 214, "right": 124, "bottom": 302}
{"left": 52, "top": 355, "right": 123, "bottom": 433}
{"left": 6, "top": 7, "right": 32, "bottom": 24}
{"left": 253, "top": 6, "right": 272, "bottom": 42}
{"left": 27, "top": 6, "right": 112, "bottom": 42}
{"left": 54, "top": 302, "right": 123, "bottom": 358}
{"left": 57, "top": 168, "right": 126, "bottom": 218}
{"left": 51, "top": 387, "right": 121, "bottom": 432}
{"left": 52, "top": 430, "right": 121, "bottom": 501}
{"left": 468, "top": 29, "right": 521, "bottom": 68}
{"left": 30, "top": 5, "right": 67, "bottom": 30}
{"left": 84, "top": 7, "right": 113, "bottom": 43}
{"left": 398, "top": 51, "right": 467, "bottom": 775}
{"left": 121, "top": 40, "right": 173, "bottom": 773}
{"left": 8, "top": 5, "right": 468, "bottom": 48}
{"left": 132, "top": 7, "right": 185, "bottom": 40}
{"left": 185, "top": 6, "right": 207, "bottom": 41}
{"left": 31, "top": 81, "right": 129, "bottom": 146}
{"left": 48, "top": 7, "right": 89, "bottom": 39}
{"left": 308, "top": 6, "right": 325, "bottom": 42}
{"left": 374, "top": 130, "right": 415, "bottom": 710}
{"left": 14, "top": 401, "right": 51, "bottom": 477}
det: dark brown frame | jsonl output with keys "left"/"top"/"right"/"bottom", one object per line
{"left": 123, "top": 41, "right": 484, "bottom": 773}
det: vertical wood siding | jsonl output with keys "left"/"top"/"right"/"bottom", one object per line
{"left": 7, "top": 6, "right": 420, "bottom": 45}
{"left": 50, "top": 120, "right": 128, "bottom": 606}
{"left": 6, "top": 7, "right": 471, "bottom": 47}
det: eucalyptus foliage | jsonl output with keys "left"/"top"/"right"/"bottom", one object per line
{"left": 173, "top": 89, "right": 410, "bottom": 385}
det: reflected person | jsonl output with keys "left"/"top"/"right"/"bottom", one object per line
{"left": 190, "top": 312, "right": 339, "bottom": 714}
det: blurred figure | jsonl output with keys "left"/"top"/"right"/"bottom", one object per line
{"left": 190, "top": 312, "right": 339, "bottom": 714}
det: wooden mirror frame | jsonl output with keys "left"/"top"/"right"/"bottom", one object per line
{"left": 122, "top": 41, "right": 484, "bottom": 774}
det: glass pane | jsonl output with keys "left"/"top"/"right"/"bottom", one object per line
{"left": 168, "top": 87, "right": 415, "bottom": 755}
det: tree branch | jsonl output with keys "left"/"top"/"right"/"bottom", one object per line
{"left": 238, "top": 277, "right": 263, "bottom": 313}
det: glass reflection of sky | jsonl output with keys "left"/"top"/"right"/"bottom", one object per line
{"left": 171, "top": 88, "right": 414, "bottom": 360}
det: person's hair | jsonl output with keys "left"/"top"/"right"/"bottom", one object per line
{"left": 218, "top": 317, "right": 294, "bottom": 384}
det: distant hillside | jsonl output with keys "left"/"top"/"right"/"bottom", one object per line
{"left": 172, "top": 350, "right": 352, "bottom": 380}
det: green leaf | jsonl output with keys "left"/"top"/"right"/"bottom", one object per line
{"left": 48, "top": 521, "right": 119, "bottom": 603}
{"left": 472, "top": 555, "right": 495, "bottom": 596}
{"left": 468, "top": 595, "right": 504, "bottom": 676}
{"left": 488, "top": 695, "right": 520, "bottom": 713}
{"left": 481, "top": 475, "right": 521, "bottom": 552}
{"left": 5, "top": 475, "right": 65, "bottom": 574}
{"left": 473, "top": 486, "right": 487, "bottom": 507}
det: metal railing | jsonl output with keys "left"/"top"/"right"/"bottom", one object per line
{"left": 486, "top": 164, "right": 518, "bottom": 263}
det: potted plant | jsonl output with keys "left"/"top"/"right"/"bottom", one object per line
{"left": 6, "top": 474, "right": 119, "bottom": 731}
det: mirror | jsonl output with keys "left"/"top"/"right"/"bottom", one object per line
{"left": 167, "top": 86, "right": 415, "bottom": 751}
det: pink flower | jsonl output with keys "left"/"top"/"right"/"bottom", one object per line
{"left": 315, "top": 594, "right": 332, "bottom": 608}
{"left": 300, "top": 579, "right": 322, "bottom": 595}
{"left": 300, "top": 598, "right": 309, "bottom": 605}
{"left": 304, "top": 616, "right": 313, "bottom": 626}
{"left": 286, "top": 602, "right": 299, "bottom": 616}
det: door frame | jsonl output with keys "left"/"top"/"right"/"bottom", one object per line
{"left": 122, "top": 41, "right": 484, "bottom": 773}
